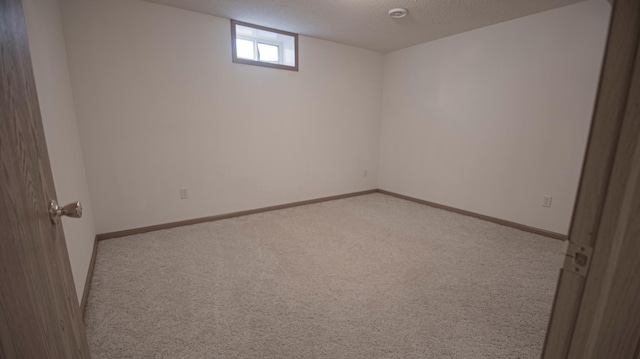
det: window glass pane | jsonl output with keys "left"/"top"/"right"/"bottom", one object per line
{"left": 236, "top": 38, "right": 255, "bottom": 60}
{"left": 256, "top": 29, "right": 279, "bottom": 40}
{"left": 258, "top": 43, "right": 279, "bottom": 63}
{"left": 236, "top": 24, "right": 255, "bottom": 37}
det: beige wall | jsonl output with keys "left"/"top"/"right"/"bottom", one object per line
{"left": 378, "top": 0, "right": 611, "bottom": 235}
{"left": 61, "top": 0, "right": 384, "bottom": 234}
{"left": 17, "top": 0, "right": 610, "bottom": 306}
{"left": 22, "top": 0, "right": 97, "bottom": 303}
{"left": 31, "top": 0, "right": 610, "bottom": 247}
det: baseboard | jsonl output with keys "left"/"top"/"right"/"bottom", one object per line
{"left": 96, "top": 188, "right": 566, "bottom": 242}
{"left": 96, "top": 189, "right": 378, "bottom": 240}
{"left": 80, "top": 235, "right": 98, "bottom": 320}
{"left": 377, "top": 189, "right": 567, "bottom": 241}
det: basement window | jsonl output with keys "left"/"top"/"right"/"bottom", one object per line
{"left": 231, "top": 20, "right": 298, "bottom": 71}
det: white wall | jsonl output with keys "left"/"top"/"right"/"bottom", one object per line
{"left": 378, "top": 0, "right": 611, "bottom": 235}
{"left": 22, "top": 0, "right": 97, "bottom": 303}
{"left": 61, "top": 0, "right": 384, "bottom": 234}
{"left": 55, "top": 0, "right": 609, "bottom": 238}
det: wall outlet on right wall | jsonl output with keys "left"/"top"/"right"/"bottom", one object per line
{"left": 180, "top": 188, "right": 189, "bottom": 200}
{"left": 543, "top": 195, "right": 553, "bottom": 208}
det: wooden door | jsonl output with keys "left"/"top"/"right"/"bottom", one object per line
{"left": 542, "top": 0, "right": 640, "bottom": 357}
{"left": 0, "top": 0, "right": 90, "bottom": 357}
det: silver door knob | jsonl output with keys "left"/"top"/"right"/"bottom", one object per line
{"left": 49, "top": 200, "right": 82, "bottom": 224}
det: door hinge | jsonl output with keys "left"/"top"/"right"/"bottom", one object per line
{"left": 564, "top": 242, "right": 593, "bottom": 277}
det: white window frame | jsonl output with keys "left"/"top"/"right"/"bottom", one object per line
{"left": 235, "top": 36, "right": 283, "bottom": 64}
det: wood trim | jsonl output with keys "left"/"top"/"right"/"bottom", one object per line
{"left": 542, "top": 268, "right": 586, "bottom": 354}
{"left": 230, "top": 19, "right": 299, "bottom": 72}
{"left": 566, "top": 16, "right": 640, "bottom": 358}
{"left": 80, "top": 236, "right": 98, "bottom": 320}
{"left": 377, "top": 189, "right": 567, "bottom": 240}
{"left": 97, "top": 189, "right": 377, "bottom": 240}
{"left": 97, "top": 188, "right": 566, "bottom": 241}
{"left": 543, "top": 0, "right": 640, "bottom": 356}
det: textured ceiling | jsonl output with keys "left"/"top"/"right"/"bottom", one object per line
{"left": 144, "top": 0, "right": 588, "bottom": 53}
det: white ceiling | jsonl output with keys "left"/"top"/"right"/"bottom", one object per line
{"left": 145, "top": 0, "right": 587, "bottom": 53}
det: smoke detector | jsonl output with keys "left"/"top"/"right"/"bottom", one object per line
{"left": 388, "top": 8, "right": 408, "bottom": 19}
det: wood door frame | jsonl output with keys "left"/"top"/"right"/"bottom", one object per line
{"left": 542, "top": 0, "right": 640, "bottom": 356}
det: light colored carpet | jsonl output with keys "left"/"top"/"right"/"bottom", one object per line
{"left": 85, "top": 193, "right": 565, "bottom": 358}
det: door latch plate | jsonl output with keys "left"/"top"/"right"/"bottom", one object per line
{"left": 564, "top": 242, "right": 593, "bottom": 277}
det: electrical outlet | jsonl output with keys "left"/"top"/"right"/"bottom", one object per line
{"left": 180, "top": 188, "right": 188, "bottom": 200}
{"left": 543, "top": 195, "right": 552, "bottom": 208}
{"left": 363, "top": 169, "right": 368, "bottom": 177}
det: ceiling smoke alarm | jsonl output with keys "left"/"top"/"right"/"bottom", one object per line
{"left": 388, "top": 8, "right": 408, "bottom": 19}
